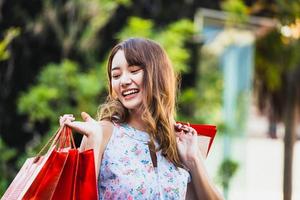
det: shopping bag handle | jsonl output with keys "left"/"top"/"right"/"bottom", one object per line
{"left": 34, "top": 126, "right": 76, "bottom": 162}
{"left": 56, "top": 126, "right": 76, "bottom": 150}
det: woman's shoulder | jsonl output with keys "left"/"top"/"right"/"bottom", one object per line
{"left": 98, "top": 120, "right": 115, "bottom": 141}
{"left": 98, "top": 119, "right": 114, "bottom": 127}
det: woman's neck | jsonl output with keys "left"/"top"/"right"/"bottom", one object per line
{"left": 128, "top": 109, "right": 147, "bottom": 132}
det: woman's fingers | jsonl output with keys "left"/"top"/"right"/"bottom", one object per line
{"left": 64, "top": 121, "right": 89, "bottom": 137}
{"left": 81, "top": 112, "right": 95, "bottom": 122}
{"left": 58, "top": 112, "right": 98, "bottom": 137}
{"left": 59, "top": 114, "right": 75, "bottom": 126}
{"left": 175, "top": 123, "right": 197, "bottom": 135}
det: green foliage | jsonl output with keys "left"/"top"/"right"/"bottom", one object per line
{"left": 276, "top": 0, "right": 300, "bottom": 24}
{"left": 177, "top": 87, "right": 198, "bottom": 122}
{"left": 0, "top": 27, "right": 20, "bottom": 195}
{"left": 78, "top": 0, "right": 131, "bottom": 52}
{"left": 0, "top": 28, "right": 20, "bottom": 61}
{"left": 221, "top": 0, "right": 248, "bottom": 26}
{"left": 117, "top": 17, "right": 195, "bottom": 72}
{"left": 197, "top": 53, "right": 223, "bottom": 124}
{"left": 117, "top": 17, "right": 154, "bottom": 39}
{"left": 18, "top": 86, "right": 59, "bottom": 122}
{"left": 16, "top": 60, "right": 107, "bottom": 175}
{"left": 35, "top": 0, "right": 131, "bottom": 62}
{"left": 157, "top": 20, "right": 195, "bottom": 73}
{"left": 18, "top": 60, "right": 106, "bottom": 127}
{"left": 217, "top": 158, "right": 239, "bottom": 190}
{"left": 178, "top": 50, "right": 224, "bottom": 125}
{"left": 256, "top": 30, "right": 300, "bottom": 92}
{"left": 0, "top": 138, "right": 17, "bottom": 196}
{"left": 254, "top": 1, "right": 300, "bottom": 100}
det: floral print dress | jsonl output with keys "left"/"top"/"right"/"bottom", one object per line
{"left": 98, "top": 123, "right": 190, "bottom": 200}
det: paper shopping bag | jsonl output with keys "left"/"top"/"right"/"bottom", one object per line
{"left": 2, "top": 126, "right": 98, "bottom": 200}
{"left": 1, "top": 127, "right": 70, "bottom": 200}
{"left": 22, "top": 150, "right": 68, "bottom": 199}
{"left": 190, "top": 124, "right": 217, "bottom": 157}
{"left": 21, "top": 126, "right": 73, "bottom": 200}
{"left": 75, "top": 149, "right": 98, "bottom": 200}
{"left": 1, "top": 146, "right": 55, "bottom": 200}
{"left": 51, "top": 149, "right": 79, "bottom": 200}
{"left": 51, "top": 148, "right": 98, "bottom": 200}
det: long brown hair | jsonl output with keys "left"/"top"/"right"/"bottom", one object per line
{"left": 98, "top": 38, "right": 182, "bottom": 167}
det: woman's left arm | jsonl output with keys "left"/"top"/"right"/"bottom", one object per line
{"left": 175, "top": 124, "right": 224, "bottom": 200}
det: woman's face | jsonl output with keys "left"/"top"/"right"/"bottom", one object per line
{"left": 111, "top": 50, "right": 144, "bottom": 111}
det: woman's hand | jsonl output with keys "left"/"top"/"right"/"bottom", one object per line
{"left": 59, "top": 112, "right": 102, "bottom": 137}
{"left": 59, "top": 112, "right": 105, "bottom": 152}
{"left": 175, "top": 123, "right": 203, "bottom": 170}
{"left": 176, "top": 124, "right": 224, "bottom": 200}
{"left": 59, "top": 112, "right": 111, "bottom": 179}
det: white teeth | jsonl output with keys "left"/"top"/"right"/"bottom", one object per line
{"left": 122, "top": 89, "right": 139, "bottom": 96}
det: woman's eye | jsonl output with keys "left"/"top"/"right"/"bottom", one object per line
{"left": 112, "top": 74, "right": 120, "bottom": 79}
{"left": 131, "top": 67, "right": 142, "bottom": 73}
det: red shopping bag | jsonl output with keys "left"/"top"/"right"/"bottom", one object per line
{"left": 1, "top": 128, "right": 62, "bottom": 200}
{"left": 2, "top": 126, "right": 98, "bottom": 200}
{"left": 189, "top": 124, "right": 217, "bottom": 156}
{"left": 23, "top": 150, "right": 69, "bottom": 199}
{"left": 1, "top": 146, "right": 56, "bottom": 200}
{"left": 52, "top": 149, "right": 98, "bottom": 200}
{"left": 76, "top": 149, "right": 98, "bottom": 200}
{"left": 22, "top": 126, "right": 73, "bottom": 199}
{"left": 51, "top": 149, "right": 79, "bottom": 200}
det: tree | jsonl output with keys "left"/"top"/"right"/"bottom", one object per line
{"left": 255, "top": 4, "right": 300, "bottom": 199}
{"left": 0, "top": 28, "right": 19, "bottom": 195}
{"left": 0, "top": 0, "right": 131, "bottom": 150}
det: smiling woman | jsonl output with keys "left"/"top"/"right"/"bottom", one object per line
{"left": 59, "top": 38, "right": 223, "bottom": 200}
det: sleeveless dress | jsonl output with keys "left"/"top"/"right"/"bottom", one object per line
{"left": 98, "top": 123, "right": 190, "bottom": 200}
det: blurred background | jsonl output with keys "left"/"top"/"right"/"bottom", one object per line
{"left": 0, "top": 0, "right": 299, "bottom": 199}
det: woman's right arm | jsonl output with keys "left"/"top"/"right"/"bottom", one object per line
{"left": 59, "top": 112, "right": 113, "bottom": 179}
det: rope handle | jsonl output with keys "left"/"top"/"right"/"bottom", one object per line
{"left": 34, "top": 126, "right": 76, "bottom": 162}
{"left": 58, "top": 126, "right": 76, "bottom": 149}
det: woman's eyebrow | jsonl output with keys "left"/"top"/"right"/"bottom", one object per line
{"left": 128, "top": 65, "right": 141, "bottom": 68}
{"left": 111, "top": 66, "right": 120, "bottom": 71}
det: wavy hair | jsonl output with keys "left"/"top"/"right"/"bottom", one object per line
{"left": 98, "top": 38, "right": 182, "bottom": 167}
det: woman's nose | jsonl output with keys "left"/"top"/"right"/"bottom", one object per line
{"left": 120, "top": 73, "right": 132, "bottom": 86}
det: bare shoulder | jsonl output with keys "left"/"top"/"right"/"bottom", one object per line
{"left": 98, "top": 120, "right": 114, "bottom": 127}
{"left": 98, "top": 120, "right": 114, "bottom": 142}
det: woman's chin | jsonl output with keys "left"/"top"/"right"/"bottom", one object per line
{"left": 123, "top": 102, "right": 143, "bottom": 112}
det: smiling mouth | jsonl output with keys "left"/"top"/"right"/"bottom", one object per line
{"left": 122, "top": 89, "right": 140, "bottom": 97}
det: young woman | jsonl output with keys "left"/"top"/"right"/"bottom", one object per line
{"left": 60, "top": 38, "right": 223, "bottom": 200}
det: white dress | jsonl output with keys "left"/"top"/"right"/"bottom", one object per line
{"left": 98, "top": 123, "right": 190, "bottom": 200}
